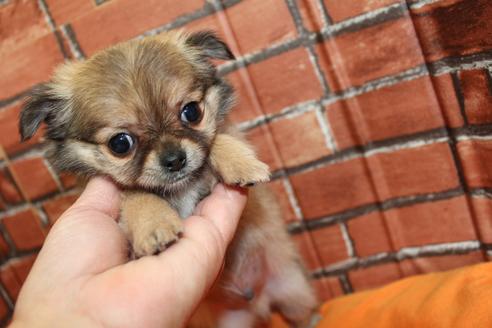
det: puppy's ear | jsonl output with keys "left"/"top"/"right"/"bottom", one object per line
{"left": 19, "top": 84, "right": 63, "bottom": 141}
{"left": 186, "top": 30, "right": 235, "bottom": 60}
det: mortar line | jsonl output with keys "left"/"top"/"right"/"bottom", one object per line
{"left": 321, "top": 2, "right": 406, "bottom": 37}
{"left": 314, "top": 240, "right": 482, "bottom": 277}
{"left": 408, "top": 0, "right": 441, "bottom": 10}
{"left": 37, "top": 0, "right": 70, "bottom": 59}
{"left": 289, "top": 187, "right": 463, "bottom": 234}
{"left": 338, "top": 274, "right": 354, "bottom": 294}
{"left": 0, "top": 282, "right": 14, "bottom": 311}
{"left": 60, "top": 24, "right": 86, "bottom": 60}
{"left": 315, "top": 0, "right": 333, "bottom": 26}
{"left": 339, "top": 222, "right": 356, "bottom": 258}
{"left": 451, "top": 72, "right": 469, "bottom": 125}
{"left": 139, "top": 0, "right": 243, "bottom": 38}
{"left": 315, "top": 105, "right": 338, "bottom": 152}
{"left": 284, "top": 0, "right": 332, "bottom": 96}
{"left": 282, "top": 177, "right": 304, "bottom": 220}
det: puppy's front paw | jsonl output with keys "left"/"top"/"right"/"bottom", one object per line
{"left": 223, "top": 158, "right": 270, "bottom": 187}
{"left": 210, "top": 134, "right": 271, "bottom": 187}
{"left": 132, "top": 217, "right": 183, "bottom": 257}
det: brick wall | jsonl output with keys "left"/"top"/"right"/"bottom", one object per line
{"left": 0, "top": 0, "right": 491, "bottom": 324}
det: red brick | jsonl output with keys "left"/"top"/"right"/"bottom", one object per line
{"left": 348, "top": 211, "right": 393, "bottom": 257}
{"left": 367, "top": 142, "right": 460, "bottom": 200}
{"left": 411, "top": 0, "right": 492, "bottom": 62}
{"left": 43, "top": 193, "right": 78, "bottom": 225}
{"left": 223, "top": 0, "right": 297, "bottom": 55}
{"left": 0, "top": 103, "right": 44, "bottom": 155}
{"left": 471, "top": 197, "right": 492, "bottom": 243}
{"left": 400, "top": 252, "right": 484, "bottom": 277}
{"left": 246, "top": 125, "right": 283, "bottom": 171}
{"left": 225, "top": 69, "right": 263, "bottom": 123}
{"left": 0, "top": 168, "right": 23, "bottom": 205}
{"left": 292, "top": 232, "right": 323, "bottom": 271}
{"left": 269, "top": 111, "right": 331, "bottom": 167}
{"left": 11, "top": 254, "right": 37, "bottom": 283}
{"left": 71, "top": 0, "right": 204, "bottom": 56}
{"left": 291, "top": 158, "right": 377, "bottom": 218}
{"left": 0, "top": 33, "right": 65, "bottom": 99}
{"left": 385, "top": 196, "right": 477, "bottom": 249}
{"left": 247, "top": 48, "right": 324, "bottom": 115}
{"left": 312, "top": 277, "right": 344, "bottom": 301}
{"left": 0, "top": 265, "right": 21, "bottom": 300}
{"left": 459, "top": 69, "right": 492, "bottom": 124}
{"left": 323, "top": 0, "right": 400, "bottom": 23}
{"left": 44, "top": 0, "right": 94, "bottom": 25}
{"left": 310, "top": 225, "right": 349, "bottom": 266}
{"left": 9, "top": 157, "right": 59, "bottom": 200}
{"left": 0, "top": 235, "right": 9, "bottom": 259}
{"left": 325, "top": 101, "right": 362, "bottom": 150}
{"left": 349, "top": 262, "right": 403, "bottom": 291}
{"left": 0, "top": 294, "right": 8, "bottom": 320}
{"left": 457, "top": 139, "right": 492, "bottom": 188}
{"left": 59, "top": 172, "right": 78, "bottom": 189}
{"left": 267, "top": 180, "right": 298, "bottom": 223}
{"left": 0, "top": 0, "right": 49, "bottom": 54}
{"left": 183, "top": 13, "right": 222, "bottom": 36}
{"left": 316, "top": 18, "right": 423, "bottom": 90}
{"left": 432, "top": 74, "right": 464, "bottom": 128}
{"left": 3, "top": 209, "right": 46, "bottom": 251}
{"left": 327, "top": 77, "right": 445, "bottom": 148}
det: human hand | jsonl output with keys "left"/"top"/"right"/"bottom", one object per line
{"left": 10, "top": 177, "right": 247, "bottom": 328}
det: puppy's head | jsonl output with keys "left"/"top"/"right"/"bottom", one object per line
{"left": 19, "top": 31, "right": 235, "bottom": 193}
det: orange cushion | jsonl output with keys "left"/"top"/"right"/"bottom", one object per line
{"left": 317, "top": 262, "right": 492, "bottom": 327}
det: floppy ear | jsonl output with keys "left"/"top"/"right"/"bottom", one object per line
{"left": 186, "top": 30, "right": 235, "bottom": 60}
{"left": 19, "top": 84, "right": 63, "bottom": 141}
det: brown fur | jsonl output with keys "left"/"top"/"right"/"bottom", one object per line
{"left": 19, "top": 30, "right": 317, "bottom": 327}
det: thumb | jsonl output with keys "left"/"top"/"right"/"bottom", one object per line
{"left": 67, "top": 177, "right": 120, "bottom": 220}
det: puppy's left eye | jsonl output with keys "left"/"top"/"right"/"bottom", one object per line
{"left": 108, "top": 133, "right": 135, "bottom": 155}
{"left": 180, "top": 102, "right": 202, "bottom": 124}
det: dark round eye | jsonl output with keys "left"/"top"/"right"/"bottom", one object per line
{"left": 180, "top": 102, "right": 202, "bottom": 124}
{"left": 108, "top": 133, "right": 135, "bottom": 155}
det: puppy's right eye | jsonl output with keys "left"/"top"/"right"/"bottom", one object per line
{"left": 108, "top": 133, "right": 135, "bottom": 155}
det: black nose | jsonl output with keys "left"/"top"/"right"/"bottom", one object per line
{"left": 161, "top": 150, "right": 187, "bottom": 172}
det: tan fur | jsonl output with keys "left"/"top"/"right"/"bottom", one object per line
{"left": 210, "top": 134, "right": 270, "bottom": 187}
{"left": 20, "top": 30, "right": 317, "bottom": 327}
{"left": 120, "top": 191, "right": 183, "bottom": 257}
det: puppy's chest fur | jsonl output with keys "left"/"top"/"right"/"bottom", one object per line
{"left": 164, "top": 166, "right": 217, "bottom": 218}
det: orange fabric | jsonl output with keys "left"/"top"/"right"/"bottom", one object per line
{"left": 317, "top": 262, "right": 492, "bottom": 327}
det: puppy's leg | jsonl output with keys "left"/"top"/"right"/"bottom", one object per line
{"left": 267, "top": 264, "right": 318, "bottom": 328}
{"left": 120, "top": 191, "right": 183, "bottom": 257}
{"left": 210, "top": 133, "right": 270, "bottom": 187}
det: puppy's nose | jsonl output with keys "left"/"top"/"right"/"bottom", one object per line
{"left": 161, "top": 150, "right": 187, "bottom": 172}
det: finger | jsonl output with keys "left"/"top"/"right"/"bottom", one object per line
{"left": 28, "top": 178, "right": 125, "bottom": 284}
{"left": 70, "top": 177, "right": 121, "bottom": 220}
{"left": 193, "top": 184, "right": 247, "bottom": 244}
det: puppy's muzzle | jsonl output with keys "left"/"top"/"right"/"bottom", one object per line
{"left": 160, "top": 149, "right": 187, "bottom": 172}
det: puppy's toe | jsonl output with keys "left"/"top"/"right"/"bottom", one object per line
{"left": 236, "top": 161, "right": 270, "bottom": 187}
{"left": 133, "top": 221, "right": 183, "bottom": 257}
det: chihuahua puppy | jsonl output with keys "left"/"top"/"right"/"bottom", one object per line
{"left": 19, "top": 31, "right": 317, "bottom": 327}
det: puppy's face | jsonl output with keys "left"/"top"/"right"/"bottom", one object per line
{"left": 19, "top": 31, "right": 235, "bottom": 193}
